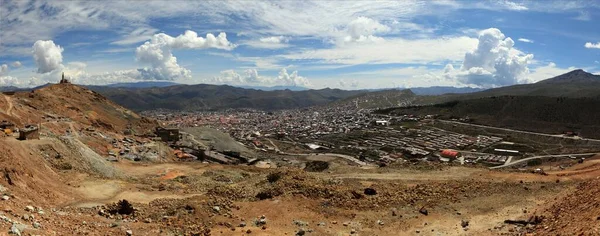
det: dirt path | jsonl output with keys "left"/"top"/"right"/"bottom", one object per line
{"left": 2, "top": 94, "right": 14, "bottom": 116}
{"left": 70, "top": 179, "right": 202, "bottom": 207}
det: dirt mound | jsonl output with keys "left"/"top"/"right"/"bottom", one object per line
{"left": 533, "top": 179, "right": 600, "bottom": 235}
{"left": 304, "top": 160, "right": 330, "bottom": 172}
{"left": 2, "top": 83, "right": 156, "bottom": 135}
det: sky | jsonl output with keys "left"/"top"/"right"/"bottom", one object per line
{"left": 1, "top": 0, "right": 599, "bottom": 89}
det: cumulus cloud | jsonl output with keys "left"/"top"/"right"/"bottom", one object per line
{"left": 585, "top": 42, "right": 600, "bottom": 49}
{"left": 245, "top": 36, "right": 291, "bottom": 49}
{"left": 135, "top": 30, "right": 236, "bottom": 80}
{"left": 0, "top": 76, "right": 20, "bottom": 87}
{"left": 32, "top": 40, "right": 64, "bottom": 73}
{"left": 338, "top": 79, "right": 359, "bottom": 88}
{"left": 10, "top": 61, "right": 22, "bottom": 68}
{"left": 343, "top": 17, "right": 390, "bottom": 43}
{"left": 211, "top": 68, "right": 311, "bottom": 87}
{"left": 443, "top": 28, "right": 533, "bottom": 87}
{"left": 518, "top": 38, "right": 534, "bottom": 43}
{"left": 0, "top": 64, "right": 7, "bottom": 75}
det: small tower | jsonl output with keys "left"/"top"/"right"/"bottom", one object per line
{"left": 60, "top": 72, "right": 70, "bottom": 84}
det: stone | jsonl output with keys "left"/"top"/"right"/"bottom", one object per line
{"left": 296, "top": 229, "right": 306, "bottom": 236}
{"left": 391, "top": 208, "right": 398, "bottom": 216}
{"left": 364, "top": 188, "right": 377, "bottom": 195}
{"left": 144, "top": 218, "right": 152, "bottom": 223}
{"left": 213, "top": 206, "right": 221, "bottom": 212}
{"left": 33, "top": 221, "right": 41, "bottom": 229}
{"left": 25, "top": 206, "right": 34, "bottom": 212}
{"left": 318, "top": 222, "right": 326, "bottom": 227}
{"left": 2, "top": 196, "right": 9, "bottom": 201}
{"left": 461, "top": 220, "right": 469, "bottom": 228}
{"left": 350, "top": 229, "right": 357, "bottom": 234}
{"left": 239, "top": 222, "right": 247, "bottom": 227}
{"left": 246, "top": 229, "right": 252, "bottom": 234}
{"left": 126, "top": 230, "right": 133, "bottom": 236}
{"left": 377, "top": 220, "right": 384, "bottom": 225}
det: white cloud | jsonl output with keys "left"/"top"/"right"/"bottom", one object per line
{"left": 585, "top": 42, "right": 600, "bottom": 49}
{"left": 210, "top": 68, "right": 311, "bottom": 87}
{"left": 135, "top": 30, "right": 236, "bottom": 80}
{"left": 518, "top": 38, "right": 534, "bottom": 43}
{"left": 10, "top": 61, "right": 22, "bottom": 68}
{"left": 244, "top": 36, "right": 291, "bottom": 49}
{"left": 498, "top": 1, "right": 528, "bottom": 11}
{"left": 0, "top": 64, "right": 7, "bottom": 75}
{"left": 573, "top": 11, "right": 591, "bottom": 21}
{"left": 342, "top": 17, "right": 390, "bottom": 43}
{"left": 284, "top": 36, "right": 477, "bottom": 65}
{"left": 338, "top": 79, "right": 359, "bottom": 89}
{"left": 0, "top": 76, "right": 20, "bottom": 87}
{"left": 442, "top": 28, "right": 534, "bottom": 87}
{"left": 32, "top": 40, "right": 64, "bottom": 73}
{"left": 111, "top": 27, "right": 159, "bottom": 45}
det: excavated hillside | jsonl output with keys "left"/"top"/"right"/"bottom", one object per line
{"left": 0, "top": 83, "right": 156, "bottom": 135}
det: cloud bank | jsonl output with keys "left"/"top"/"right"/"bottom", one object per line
{"left": 211, "top": 68, "right": 311, "bottom": 87}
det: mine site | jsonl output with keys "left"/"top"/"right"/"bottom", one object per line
{"left": 2, "top": 1, "right": 600, "bottom": 236}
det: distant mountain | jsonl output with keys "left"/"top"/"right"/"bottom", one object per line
{"left": 383, "top": 69, "right": 600, "bottom": 139}
{"left": 236, "top": 85, "right": 309, "bottom": 91}
{"left": 407, "top": 86, "right": 484, "bottom": 95}
{"left": 104, "top": 81, "right": 180, "bottom": 88}
{"left": 333, "top": 89, "right": 417, "bottom": 109}
{"left": 89, "top": 83, "right": 368, "bottom": 111}
{"left": 536, "top": 69, "right": 600, "bottom": 84}
{"left": 414, "top": 69, "right": 600, "bottom": 105}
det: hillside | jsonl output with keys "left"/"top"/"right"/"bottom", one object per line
{"left": 332, "top": 89, "right": 417, "bottom": 109}
{"left": 89, "top": 84, "right": 367, "bottom": 111}
{"left": 415, "top": 69, "right": 600, "bottom": 105}
{"left": 384, "top": 96, "right": 600, "bottom": 138}
{"left": 1, "top": 83, "right": 156, "bottom": 135}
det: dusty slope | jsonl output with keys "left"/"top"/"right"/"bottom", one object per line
{"left": 1, "top": 83, "right": 156, "bottom": 135}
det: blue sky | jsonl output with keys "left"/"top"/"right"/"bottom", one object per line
{"left": 0, "top": 0, "right": 599, "bottom": 89}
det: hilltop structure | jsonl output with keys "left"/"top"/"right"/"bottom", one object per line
{"left": 60, "top": 72, "right": 70, "bottom": 84}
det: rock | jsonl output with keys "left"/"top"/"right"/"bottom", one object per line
{"left": 33, "top": 221, "right": 41, "bottom": 229}
{"left": 364, "top": 188, "right": 377, "bottom": 195}
{"left": 2, "top": 196, "right": 9, "bottom": 201}
{"left": 331, "top": 221, "right": 337, "bottom": 224}
{"left": 416, "top": 230, "right": 420, "bottom": 234}
{"left": 461, "top": 220, "right": 469, "bottom": 228}
{"left": 126, "top": 230, "right": 133, "bottom": 236}
{"left": 318, "top": 222, "right": 326, "bottom": 227}
{"left": 350, "top": 228, "right": 357, "bottom": 234}
{"left": 343, "top": 222, "right": 349, "bottom": 226}
{"left": 25, "top": 206, "right": 34, "bottom": 212}
{"left": 377, "top": 220, "right": 384, "bottom": 225}
{"left": 144, "top": 218, "right": 152, "bottom": 223}
{"left": 391, "top": 208, "right": 398, "bottom": 216}
{"left": 419, "top": 207, "right": 428, "bottom": 216}
{"left": 293, "top": 220, "right": 308, "bottom": 227}
{"left": 296, "top": 229, "right": 306, "bottom": 236}
{"left": 239, "top": 222, "right": 247, "bottom": 227}
{"left": 213, "top": 206, "right": 221, "bottom": 213}
{"left": 246, "top": 229, "right": 252, "bottom": 234}
{"left": 10, "top": 223, "right": 21, "bottom": 236}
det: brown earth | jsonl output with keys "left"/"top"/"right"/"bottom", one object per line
{"left": 0, "top": 84, "right": 599, "bottom": 235}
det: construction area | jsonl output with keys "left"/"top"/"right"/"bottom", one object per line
{"left": 0, "top": 83, "right": 598, "bottom": 236}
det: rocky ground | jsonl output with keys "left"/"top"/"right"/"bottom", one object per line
{"left": 1, "top": 84, "right": 599, "bottom": 235}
